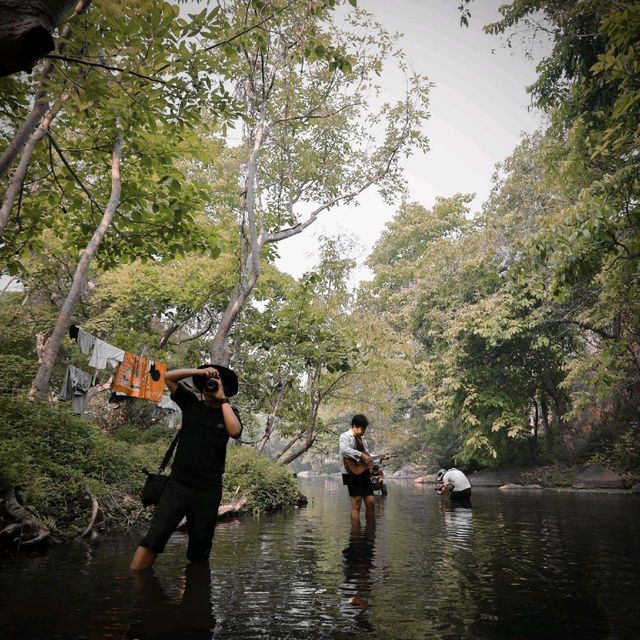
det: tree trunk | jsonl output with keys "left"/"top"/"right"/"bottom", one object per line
{"left": 257, "top": 380, "right": 289, "bottom": 454}
{"left": 531, "top": 394, "right": 539, "bottom": 461}
{"left": 0, "top": 0, "right": 92, "bottom": 177}
{"left": 278, "top": 395, "right": 319, "bottom": 465}
{"left": 0, "top": 0, "right": 77, "bottom": 76}
{"left": 279, "top": 431, "right": 316, "bottom": 465}
{"left": 540, "top": 393, "right": 552, "bottom": 450}
{"left": 0, "top": 94, "right": 69, "bottom": 238}
{"left": 208, "top": 114, "right": 266, "bottom": 365}
{"left": 30, "top": 133, "right": 122, "bottom": 399}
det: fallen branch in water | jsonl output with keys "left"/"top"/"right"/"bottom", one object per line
{"left": 0, "top": 487, "right": 50, "bottom": 547}
{"left": 217, "top": 485, "right": 248, "bottom": 517}
{"left": 77, "top": 488, "right": 101, "bottom": 539}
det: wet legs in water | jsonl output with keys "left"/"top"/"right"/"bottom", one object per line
{"left": 350, "top": 495, "right": 375, "bottom": 523}
{"left": 128, "top": 562, "right": 215, "bottom": 639}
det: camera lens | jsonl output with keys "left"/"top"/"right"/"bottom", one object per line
{"left": 205, "top": 378, "right": 219, "bottom": 392}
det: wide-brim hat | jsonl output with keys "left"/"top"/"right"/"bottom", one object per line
{"left": 192, "top": 363, "right": 239, "bottom": 397}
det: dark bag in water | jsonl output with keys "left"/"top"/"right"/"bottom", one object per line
{"left": 140, "top": 430, "right": 181, "bottom": 507}
{"left": 141, "top": 471, "right": 169, "bottom": 507}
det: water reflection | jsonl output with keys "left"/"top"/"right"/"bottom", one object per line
{"left": 438, "top": 499, "right": 474, "bottom": 552}
{"left": 339, "top": 518, "right": 376, "bottom": 630}
{"left": 127, "top": 564, "right": 216, "bottom": 640}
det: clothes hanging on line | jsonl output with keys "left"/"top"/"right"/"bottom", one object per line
{"left": 58, "top": 364, "right": 93, "bottom": 414}
{"left": 111, "top": 352, "right": 167, "bottom": 402}
{"left": 77, "top": 328, "right": 97, "bottom": 356}
{"left": 69, "top": 325, "right": 97, "bottom": 356}
{"left": 88, "top": 338, "right": 125, "bottom": 369}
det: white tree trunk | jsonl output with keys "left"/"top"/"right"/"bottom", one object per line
{"left": 30, "top": 133, "right": 122, "bottom": 399}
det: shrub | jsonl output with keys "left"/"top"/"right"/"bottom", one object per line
{"left": 223, "top": 446, "right": 301, "bottom": 512}
{"left": 0, "top": 395, "right": 170, "bottom": 537}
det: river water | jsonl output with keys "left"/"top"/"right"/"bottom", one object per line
{"left": 1, "top": 478, "right": 639, "bottom": 640}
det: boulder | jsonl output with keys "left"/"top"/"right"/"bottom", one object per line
{"left": 469, "top": 470, "right": 523, "bottom": 487}
{"left": 632, "top": 483, "right": 640, "bottom": 493}
{"left": 414, "top": 474, "right": 437, "bottom": 484}
{"left": 391, "top": 463, "right": 424, "bottom": 479}
{"left": 572, "top": 465, "right": 625, "bottom": 489}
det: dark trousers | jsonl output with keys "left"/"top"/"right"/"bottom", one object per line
{"left": 140, "top": 478, "right": 223, "bottom": 562}
{"left": 450, "top": 487, "right": 472, "bottom": 505}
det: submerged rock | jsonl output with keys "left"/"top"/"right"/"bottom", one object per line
{"left": 499, "top": 483, "right": 543, "bottom": 490}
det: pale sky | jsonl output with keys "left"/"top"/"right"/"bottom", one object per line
{"left": 2, "top": 0, "right": 547, "bottom": 294}
{"left": 275, "top": 0, "right": 549, "bottom": 283}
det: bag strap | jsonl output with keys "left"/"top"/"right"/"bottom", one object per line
{"left": 158, "top": 429, "right": 181, "bottom": 473}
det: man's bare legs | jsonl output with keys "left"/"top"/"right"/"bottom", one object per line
{"left": 130, "top": 545, "right": 157, "bottom": 570}
{"left": 350, "top": 496, "right": 362, "bottom": 521}
{"left": 363, "top": 495, "right": 375, "bottom": 522}
{"left": 350, "top": 495, "right": 376, "bottom": 522}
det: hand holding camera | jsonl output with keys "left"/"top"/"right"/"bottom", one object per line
{"left": 199, "top": 367, "right": 225, "bottom": 398}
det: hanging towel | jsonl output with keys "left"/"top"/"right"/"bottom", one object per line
{"left": 88, "top": 338, "right": 125, "bottom": 369}
{"left": 112, "top": 353, "right": 167, "bottom": 402}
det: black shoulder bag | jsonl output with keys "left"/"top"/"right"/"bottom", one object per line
{"left": 140, "top": 430, "right": 181, "bottom": 507}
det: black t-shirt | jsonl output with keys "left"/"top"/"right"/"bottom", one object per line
{"left": 169, "top": 384, "right": 242, "bottom": 489}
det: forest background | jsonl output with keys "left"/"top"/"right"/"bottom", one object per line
{"left": 1, "top": 0, "right": 639, "bottom": 542}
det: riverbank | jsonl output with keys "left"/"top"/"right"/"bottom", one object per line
{"left": 0, "top": 396, "right": 302, "bottom": 549}
{"left": 299, "top": 463, "right": 640, "bottom": 492}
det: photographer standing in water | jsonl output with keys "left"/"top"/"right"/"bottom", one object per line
{"left": 130, "top": 364, "right": 242, "bottom": 570}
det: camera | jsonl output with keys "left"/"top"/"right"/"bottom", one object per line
{"left": 205, "top": 378, "right": 219, "bottom": 393}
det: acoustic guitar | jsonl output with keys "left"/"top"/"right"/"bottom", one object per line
{"left": 343, "top": 453, "right": 394, "bottom": 476}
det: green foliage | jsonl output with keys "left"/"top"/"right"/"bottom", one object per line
{"left": 1, "top": 0, "right": 240, "bottom": 273}
{"left": 222, "top": 446, "right": 301, "bottom": 512}
{"left": 0, "top": 395, "right": 171, "bottom": 536}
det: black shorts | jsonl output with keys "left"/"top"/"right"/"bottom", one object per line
{"left": 450, "top": 487, "right": 472, "bottom": 503}
{"left": 343, "top": 471, "right": 374, "bottom": 497}
{"left": 140, "top": 477, "right": 223, "bottom": 562}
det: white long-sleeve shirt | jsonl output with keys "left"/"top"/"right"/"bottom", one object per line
{"left": 339, "top": 428, "right": 370, "bottom": 461}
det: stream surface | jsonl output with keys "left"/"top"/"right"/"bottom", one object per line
{"left": 1, "top": 478, "right": 639, "bottom": 640}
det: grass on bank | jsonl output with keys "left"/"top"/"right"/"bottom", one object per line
{"left": 0, "top": 395, "right": 300, "bottom": 540}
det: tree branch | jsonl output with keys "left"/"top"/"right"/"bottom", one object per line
{"left": 44, "top": 54, "right": 168, "bottom": 84}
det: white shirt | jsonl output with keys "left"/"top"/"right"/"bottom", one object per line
{"left": 339, "top": 428, "right": 370, "bottom": 461}
{"left": 443, "top": 468, "right": 471, "bottom": 492}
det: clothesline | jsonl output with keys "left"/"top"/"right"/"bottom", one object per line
{"left": 59, "top": 325, "right": 174, "bottom": 414}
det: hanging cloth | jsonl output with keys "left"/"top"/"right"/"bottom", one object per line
{"left": 58, "top": 364, "right": 93, "bottom": 414}
{"left": 88, "top": 338, "right": 125, "bottom": 369}
{"left": 69, "top": 325, "right": 97, "bottom": 356}
{"left": 112, "top": 353, "right": 167, "bottom": 402}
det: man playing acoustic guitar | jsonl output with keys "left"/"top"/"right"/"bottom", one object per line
{"left": 339, "top": 414, "right": 380, "bottom": 522}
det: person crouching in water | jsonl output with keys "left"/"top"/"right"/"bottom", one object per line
{"left": 130, "top": 364, "right": 242, "bottom": 570}
{"left": 436, "top": 467, "right": 472, "bottom": 506}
